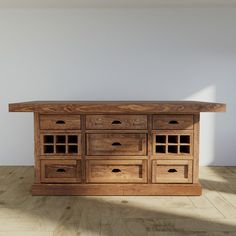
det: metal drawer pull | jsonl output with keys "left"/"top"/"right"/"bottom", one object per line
{"left": 168, "top": 169, "right": 177, "bottom": 173}
{"left": 56, "top": 120, "right": 65, "bottom": 124}
{"left": 112, "top": 120, "right": 122, "bottom": 125}
{"left": 112, "top": 142, "right": 121, "bottom": 146}
{"left": 112, "top": 168, "right": 121, "bottom": 173}
{"left": 169, "top": 120, "right": 179, "bottom": 124}
{"left": 56, "top": 168, "right": 66, "bottom": 172}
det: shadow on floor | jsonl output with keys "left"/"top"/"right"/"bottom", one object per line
{"left": 0, "top": 166, "right": 235, "bottom": 235}
{"left": 200, "top": 167, "right": 236, "bottom": 194}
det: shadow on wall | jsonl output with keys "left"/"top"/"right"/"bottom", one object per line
{"left": 3, "top": 78, "right": 233, "bottom": 166}
{"left": 148, "top": 78, "right": 232, "bottom": 166}
{"left": 76, "top": 77, "right": 232, "bottom": 166}
{"left": 182, "top": 81, "right": 232, "bottom": 166}
{"left": 185, "top": 84, "right": 217, "bottom": 166}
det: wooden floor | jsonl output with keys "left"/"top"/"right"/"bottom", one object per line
{"left": 0, "top": 167, "right": 236, "bottom": 236}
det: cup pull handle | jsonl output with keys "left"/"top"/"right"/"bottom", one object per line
{"left": 56, "top": 168, "right": 66, "bottom": 172}
{"left": 169, "top": 120, "right": 179, "bottom": 125}
{"left": 112, "top": 142, "right": 121, "bottom": 146}
{"left": 56, "top": 120, "right": 65, "bottom": 124}
{"left": 168, "top": 169, "right": 177, "bottom": 173}
{"left": 112, "top": 120, "right": 122, "bottom": 125}
{"left": 112, "top": 168, "right": 121, "bottom": 173}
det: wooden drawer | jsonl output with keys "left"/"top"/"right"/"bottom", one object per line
{"left": 86, "top": 160, "right": 147, "bottom": 183}
{"left": 86, "top": 115, "right": 147, "bottom": 130}
{"left": 86, "top": 133, "right": 147, "bottom": 156}
{"left": 40, "top": 115, "right": 81, "bottom": 130}
{"left": 152, "top": 160, "right": 192, "bottom": 183}
{"left": 41, "top": 160, "right": 81, "bottom": 183}
{"left": 153, "top": 115, "right": 193, "bottom": 130}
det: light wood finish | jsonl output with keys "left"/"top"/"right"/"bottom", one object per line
{"left": 193, "top": 114, "right": 200, "bottom": 183}
{"left": 86, "top": 159, "right": 147, "bottom": 183}
{"left": 32, "top": 183, "right": 201, "bottom": 195}
{"left": 34, "top": 113, "right": 40, "bottom": 183}
{"left": 9, "top": 100, "right": 226, "bottom": 196}
{"left": 1, "top": 166, "right": 236, "bottom": 235}
{"left": 147, "top": 115, "right": 153, "bottom": 184}
{"left": 41, "top": 160, "right": 81, "bottom": 183}
{"left": 86, "top": 114, "right": 147, "bottom": 129}
{"left": 86, "top": 133, "right": 147, "bottom": 156}
{"left": 152, "top": 160, "right": 193, "bottom": 183}
{"left": 152, "top": 130, "right": 193, "bottom": 158}
{"left": 153, "top": 114, "right": 194, "bottom": 129}
{"left": 9, "top": 101, "right": 226, "bottom": 113}
{"left": 85, "top": 129, "right": 148, "bottom": 133}
{"left": 85, "top": 155, "right": 147, "bottom": 160}
{"left": 40, "top": 155, "right": 82, "bottom": 160}
{"left": 40, "top": 114, "right": 81, "bottom": 130}
{"left": 80, "top": 114, "right": 86, "bottom": 184}
{"left": 40, "top": 132, "right": 81, "bottom": 156}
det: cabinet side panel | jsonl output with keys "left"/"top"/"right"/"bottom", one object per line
{"left": 34, "top": 112, "right": 41, "bottom": 183}
{"left": 81, "top": 114, "right": 86, "bottom": 183}
{"left": 193, "top": 114, "right": 200, "bottom": 183}
{"left": 147, "top": 115, "right": 152, "bottom": 183}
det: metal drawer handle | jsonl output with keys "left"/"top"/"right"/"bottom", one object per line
{"left": 168, "top": 169, "right": 177, "bottom": 173}
{"left": 112, "top": 120, "right": 122, "bottom": 125}
{"left": 112, "top": 168, "right": 121, "bottom": 173}
{"left": 56, "top": 168, "right": 66, "bottom": 172}
{"left": 56, "top": 120, "right": 65, "bottom": 124}
{"left": 169, "top": 120, "right": 179, "bottom": 125}
{"left": 112, "top": 142, "right": 121, "bottom": 146}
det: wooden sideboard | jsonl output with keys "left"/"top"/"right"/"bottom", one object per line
{"left": 9, "top": 101, "right": 226, "bottom": 196}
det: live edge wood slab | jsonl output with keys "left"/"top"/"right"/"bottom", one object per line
{"left": 9, "top": 101, "right": 226, "bottom": 196}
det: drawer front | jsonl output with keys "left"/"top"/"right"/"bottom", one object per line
{"left": 86, "top": 133, "right": 147, "bottom": 156}
{"left": 40, "top": 133, "right": 81, "bottom": 156}
{"left": 41, "top": 160, "right": 81, "bottom": 183}
{"left": 153, "top": 115, "right": 193, "bottom": 130}
{"left": 86, "top": 115, "right": 147, "bottom": 130}
{"left": 152, "top": 160, "right": 192, "bottom": 183}
{"left": 86, "top": 160, "right": 147, "bottom": 183}
{"left": 40, "top": 115, "right": 81, "bottom": 130}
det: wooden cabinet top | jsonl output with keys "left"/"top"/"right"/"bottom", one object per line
{"left": 9, "top": 101, "right": 226, "bottom": 113}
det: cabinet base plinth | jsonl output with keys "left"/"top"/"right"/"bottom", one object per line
{"left": 32, "top": 183, "right": 202, "bottom": 196}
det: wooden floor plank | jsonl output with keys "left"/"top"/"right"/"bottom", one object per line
{"left": 201, "top": 179, "right": 236, "bottom": 218}
{"left": 0, "top": 232, "right": 52, "bottom": 236}
{"left": 0, "top": 166, "right": 236, "bottom": 235}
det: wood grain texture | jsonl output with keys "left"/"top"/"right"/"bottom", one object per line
{"left": 1, "top": 166, "right": 236, "bottom": 235}
{"left": 9, "top": 101, "right": 226, "bottom": 196}
{"left": 9, "top": 101, "right": 226, "bottom": 113}
{"left": 86, "top": 133, "right": 147, "bottom": 156}
{"left": 86, "top": 114, "right": 147, "bottom": 129}
{"left": 153, "top": 114, "right": 194, "bottom": 129}
{"left": 152, "top": 130, "right": 193, "bottom": 158}
{"left": 152, "top": 160, "right": 193, "bottom": 183}
{"left": 34, "top": 113, "right": 40, "bottom": 183}
{"left": 85, "top": 129, "right": 148, "bottom": 133}
{"left": 85, "top": 155, "right": 148, "bottom": 160}
{"left": 193, "top": 114, "right": 200, "bottom": 184}
{"left": 86, "top": 159, "right": 147, "bottom": 183}
{"left": 147, "top": 115, "right": 153, "bottom": 184}
{"left": 41, "top": 160, "right": 81, "bottom": 183}
{"left": 80, "top": 114, "right": 86, "bottom": 184}
{"left": 39, "top": 132, "right": 81, "bottom": 156}
{"left": 40, "top": 114, "right": 81, "bottom": 130}
{"left": 31, "top": 183, "right": 201, "bottom": 196}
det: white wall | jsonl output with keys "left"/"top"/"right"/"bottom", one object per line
{"left": 0, "top": 8, "right": 235, "bottom": 166}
